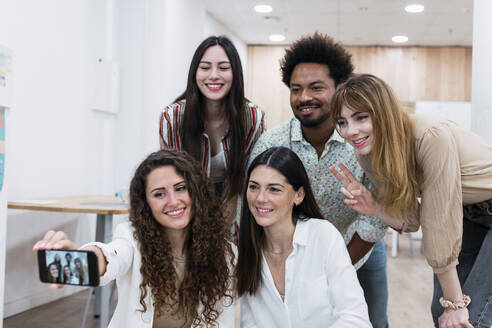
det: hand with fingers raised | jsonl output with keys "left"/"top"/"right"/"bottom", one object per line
{"left": 33, "top": 230, "right": 77, "bottom": 289}
{"left": 329, "top": 162, "right": 379, "bottom": 217}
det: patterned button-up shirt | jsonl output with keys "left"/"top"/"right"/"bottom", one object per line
{"left": 249, "top": 118, "right": 387, "bottom": 268}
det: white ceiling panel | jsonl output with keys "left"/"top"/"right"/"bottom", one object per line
{"left": 204, "top": 0, "right": 473, "bottom": 46}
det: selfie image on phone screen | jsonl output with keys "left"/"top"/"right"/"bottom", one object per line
{"left": 38, "top": 249, "right": 99, "bottom": 286}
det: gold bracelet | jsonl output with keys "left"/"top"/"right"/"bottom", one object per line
{"left": 439, "top": 294, "right": 471, "bottom": 310}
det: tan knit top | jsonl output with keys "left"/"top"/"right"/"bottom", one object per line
{"left": 359, "top": 114, "right": 492, "bottom": 273}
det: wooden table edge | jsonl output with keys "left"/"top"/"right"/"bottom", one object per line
{"left": 8, "top": 203, "right": 129, "bottom": 215}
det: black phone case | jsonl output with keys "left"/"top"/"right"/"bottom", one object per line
{"left": 37, "top": 249, "right": 100, "bottom": 286}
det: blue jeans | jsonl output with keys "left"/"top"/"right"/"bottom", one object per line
{"left": 431, "top": 202, "right": 492, "bottom": 328}
{"left": 357, "top": 240, "right": 389, "bottom": 328}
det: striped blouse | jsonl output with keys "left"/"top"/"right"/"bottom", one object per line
{"left": 159, "top": 100, "right": 266, "bottom": 176}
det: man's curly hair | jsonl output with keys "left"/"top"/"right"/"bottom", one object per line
{"left": 280, "top": 32, "right": 354, "bottom": 87}
{"left": 128, "top": 149, "right": 234, "bottom": 326}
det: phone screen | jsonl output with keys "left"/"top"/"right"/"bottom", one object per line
{"left": 38, "top": 249, "right": 99, "bottom": 286}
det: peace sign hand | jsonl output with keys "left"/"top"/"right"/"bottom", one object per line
{"left": 329, "top": 162, "right": 378, "bottom": 217}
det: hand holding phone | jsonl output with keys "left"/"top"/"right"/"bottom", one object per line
{"left": 33, "top": 230, "right": 99, "bottom": 287}
{"left": 33, "top": 230, "right": 77, "bottom": 252}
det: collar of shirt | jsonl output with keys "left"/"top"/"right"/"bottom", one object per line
{"left": 289, "top": 117, "right": 346, "bottom": 146}
{"left": 292, "top": 219, "right": 309, "bottom": 248}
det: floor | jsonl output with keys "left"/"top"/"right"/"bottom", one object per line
{"left": 4, "top": 233, "right": 434, "bottom": 328}
{"left": 386, "top": 233, "right": 434, "bottom": 328}
{"left": 3, "top": 289, "right": 103, "bottom": 328}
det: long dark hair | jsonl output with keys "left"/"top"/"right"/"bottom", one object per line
{"left": 175, "top": 35, "right": 247, "bottom": 201}
{"left": 129, "top": 149, "right": 234, "bottom": 326}
{"left": 236, "top": 147, "right": 323, "bottom": 296}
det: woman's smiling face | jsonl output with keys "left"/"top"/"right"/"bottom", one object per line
{"left": 195, "top": 45, "right": 233, "bottom": 102}
{"left": 145, "top": 166, "right": 192, "bottom": 233}
{"left": 335, "top": 105, "right": 374, "bottom": 156}
{"left": 246, "top": 165, "right": 304, "bottom": 230}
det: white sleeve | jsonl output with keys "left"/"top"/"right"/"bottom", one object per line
{"left": 80, "top": 223, "right": 135, "bottom": 286}
{"left": 324, "top": 226, "right": 372, "bottom": 328}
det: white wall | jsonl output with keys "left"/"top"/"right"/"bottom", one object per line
{"left": 112, "top": 0, "right": 148, "bottom": 192}
{"left": 471, "top": 0, "right": 492, "bottom": 143}
{"left": 0, "top": 0, "right": 106, "bottom": 317}
{"left": 1, "top": 0, "right": 249, "bottom": 320}
{"left": 139, "top": 0, "right": 207, "bottom": 158}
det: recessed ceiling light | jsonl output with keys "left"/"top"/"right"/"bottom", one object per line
{"left": 405, "top": 4, "right": 424, "bottom": 13}
{"left": 392, "top": 35, "right": 409, "bottom": 43}
{"left": 269, "top": 34, "right": 285, "bottom": 42}
{"left": 254, "top": 4, "right": 273, "bottom": 13}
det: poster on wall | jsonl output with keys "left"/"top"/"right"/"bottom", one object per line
{"left": 0, "top": 106, "right": 4, "bottom": 191}
{"left": 0, "top": 45, "right": 13, "bottom": 109}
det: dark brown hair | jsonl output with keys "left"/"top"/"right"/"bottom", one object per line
{"left": 280, "top": 32, "right": 354, "bottom": 87}
{"left": 129, "top": 149, "right": 234, "bottom": 326}
{"left": 176, "top": 35, "right": 247, "bottom": 201}
{"left": 236, "top": 147, "right": 323, "bottom": 296}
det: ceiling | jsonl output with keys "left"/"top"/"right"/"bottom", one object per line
{"left": 204, "top": 0, "right": 473, "bottom": 46}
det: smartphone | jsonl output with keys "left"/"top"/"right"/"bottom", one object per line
{"left": 37, "top": 249, "right": 99, "bottom": 286}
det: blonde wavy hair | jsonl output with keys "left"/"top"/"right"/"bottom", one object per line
{"left": 331, "top": 74, "right": 420, "bottom": 221}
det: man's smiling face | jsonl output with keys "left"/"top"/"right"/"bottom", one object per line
{"left": 289, "top": 62, "right": 336, "bottom": 128}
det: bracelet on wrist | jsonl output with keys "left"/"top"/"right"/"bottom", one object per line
{"left": 439, "top": 294, "right": 471, "bottom": 310}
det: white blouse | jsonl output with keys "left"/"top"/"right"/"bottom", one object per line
{"left": 240, "top": 219, "right": 371, "bottom": 328}
{"left": 84, "top": 222, "right": 235, "bottom": 328}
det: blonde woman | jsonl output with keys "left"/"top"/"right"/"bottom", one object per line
{"left": 329, "top": 74, "right": 492, "bottom": 328}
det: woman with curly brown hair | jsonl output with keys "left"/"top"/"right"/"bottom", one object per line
{"left": 33, "top": 149, "right": 236, "bottom": 327}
